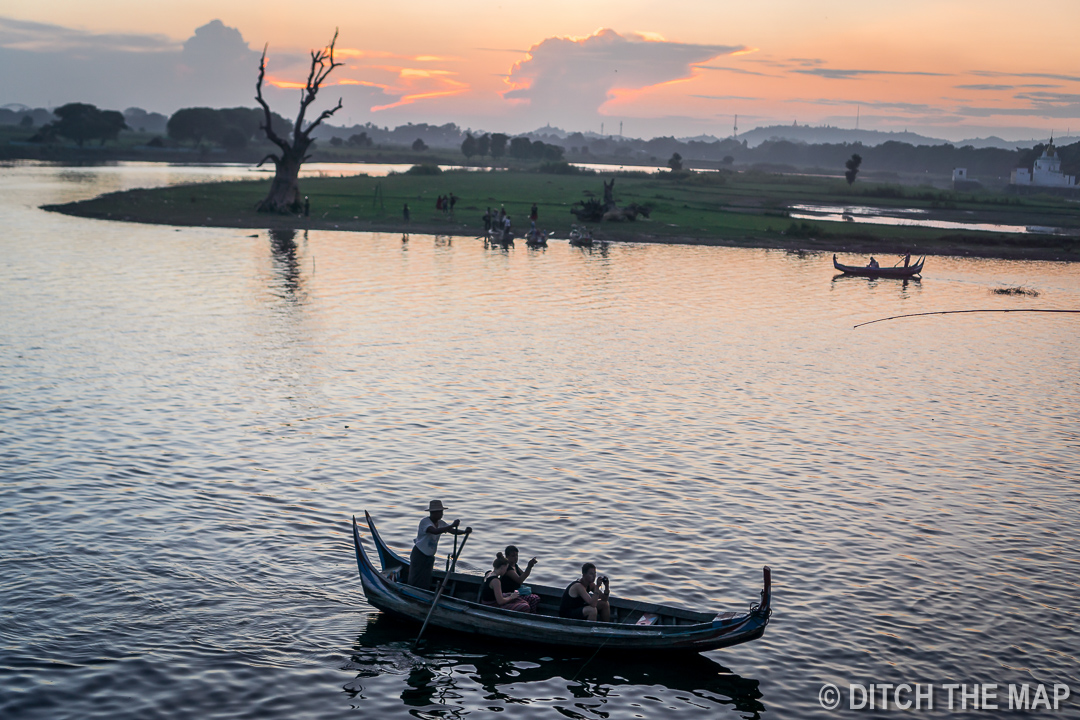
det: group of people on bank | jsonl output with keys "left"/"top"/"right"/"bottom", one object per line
{"left": 407, "top": 500, "right": 611, "bottom": 622}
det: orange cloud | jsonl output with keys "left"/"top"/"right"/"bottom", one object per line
{"left": 267, "top": 77, "right": 307, "bottom": 89}
{"left": 371, "top": 88, "right": 468, "bottom": 111}
{"left": 604, "top": 75, "right": 697, "bottom": 105}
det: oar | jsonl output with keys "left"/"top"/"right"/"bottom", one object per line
{"left": 414, "top": 528, "right": 471, "bottom": 650}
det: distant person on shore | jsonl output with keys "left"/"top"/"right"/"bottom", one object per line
{"left": 449, "top": 193, "right": 457, "bottom": 215}
{"left": 503, "top": 213, "right": 512, "bottom": 240}
{"left": 407, "top": 500, "right": 469, "bottom": 589}
{"left": 436, "top": 195, "right": 444, "bottom": 212}
{"left": 530, "top": 203, "right": 538, "bottom": 222}
{"left": 403, "top": 203, "right": 410, "bottom": 223}
{"left": 499, "top": 545, "right": 540, "bottom": 612}
{"left": 559, "top": 562, "right": 610, "bottom": 621}
{"left": 483, "top": 207, "right": 492, "bottom": 233}
{"left": 303, "top": 196, "right": 310, "bottom": 217}
{"left": 498, "top": 206, "right": 506, "bottom": 224}
{"left": 481, "top": 554, "right": 533, "bottom": 612}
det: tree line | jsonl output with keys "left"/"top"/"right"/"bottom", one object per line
{"left": 459, "top": 132, "right": 565, "bottom": 162}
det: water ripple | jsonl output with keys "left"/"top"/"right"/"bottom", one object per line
{"left": 1, "top": 164, "right": 1078, "bottom": 719}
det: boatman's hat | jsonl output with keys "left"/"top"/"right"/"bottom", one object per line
{"left": 427, "top": 500, "right": 446, "bottom": 512}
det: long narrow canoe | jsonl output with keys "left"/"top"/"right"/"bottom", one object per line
{"left": 352, "top": 512, "right": 772, "bottom": 652}
{"left": 834, "top": 254, "right": 924, "bottom": 278}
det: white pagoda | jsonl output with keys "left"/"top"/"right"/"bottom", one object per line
{"left": 1010, "top": 139, "right": 1077, "bottom": 187}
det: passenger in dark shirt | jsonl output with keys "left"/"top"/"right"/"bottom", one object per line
{"left": 559, "top": 562, "right": 610, "bottom": 621}
{"left": 481, "top": 554, "right": 533, "bottom": 613}
{"left": 500, "top": 545, "right": 539, "bottom": 612}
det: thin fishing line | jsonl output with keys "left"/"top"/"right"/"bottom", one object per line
{"left": 854, "top": 308, "right": 1080, "bottom": 328}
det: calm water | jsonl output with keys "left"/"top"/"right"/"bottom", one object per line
{"left": 789, "top": 203, "right": 1070, "bottom": 235}
{"left": 2, "top": 162, "right": 1079, "bottom": 719}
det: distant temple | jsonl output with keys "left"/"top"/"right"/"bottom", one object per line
{"left": 1010, "top": 139, "right": 1077, "bottom": 187}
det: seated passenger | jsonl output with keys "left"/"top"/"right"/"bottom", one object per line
{"left": 500, "top": 545, "right": 540, "bottom": 613}
{"left": 559, "top": 562, "right": 611, "bottom": 622}
{"left": 481, "top": 554, "right": 533, "bottom": 613}
{"left": 868, "top": 256, "right": 879, "bottom": 268}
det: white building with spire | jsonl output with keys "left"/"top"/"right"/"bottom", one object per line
{"left": 1010, "top": 139, "right": 1077, "bottom": 187}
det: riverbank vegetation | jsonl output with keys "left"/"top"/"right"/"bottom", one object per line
{"left": 45, "top": 166, "right": 1080, "bottom": 261}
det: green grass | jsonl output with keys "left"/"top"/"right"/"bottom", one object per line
{"left": 43, "top": 166, "right": 1080, "bottom": 260}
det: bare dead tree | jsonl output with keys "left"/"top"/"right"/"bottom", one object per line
{"left": 254, "top": 30, "right": 344, "bottom": 214}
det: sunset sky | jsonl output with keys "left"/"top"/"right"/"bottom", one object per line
{"left": 2, "top": 0, "right": 1078, "bottom": 141}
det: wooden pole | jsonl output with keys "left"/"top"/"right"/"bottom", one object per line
{"left": 414, "top": 529, "right": 471, "bottom": 649}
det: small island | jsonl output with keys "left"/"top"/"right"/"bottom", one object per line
{"left": 44, "top": 166, "right": 1080, "bottom": 262}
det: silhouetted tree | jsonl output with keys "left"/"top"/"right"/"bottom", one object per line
{"left": 461, "top": 133, "right": 477, "bottom": 159}
{"left": 668, "top": 152, "right": 683, "bottom": 171}
{"left": 845, "top": 153, "right": 862, "bottom": 184}
{"left": 168, "top": 108, "right": 222, "bottom": 145}
{"left": 221, "top": 126, "right": 248, "bottom": 150}
{"left": 329, "top": 136, "right": 343, "bottom": 147}
{"left": 509, "top": 136, "right": 532, "bottom": 159}
{"left": 19, "top": 114, "right": 34, "bottom": 128}
{"left": 255, "top": 30, "right": 344, "bottom": 214}
{"left": 412, "top": 138, "right": 427, "bottom": 151}
{"left": 45, "top": 103, "right": 128, "bottom": 147}
{"left": 490, "top": 133, "right": 508, "bottom": 159}
{"left": 348, "top": 132, "right": 373, "bottom": 147}
{"left": 530, "top": 141, "right": 564, "bottom": 161}
{"left": 477, "top": 133, "right": 491, "bottom": 157}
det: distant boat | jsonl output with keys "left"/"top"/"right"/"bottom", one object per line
{"left": 833, "top": 254, "right": 924, "bottom": 278}
{"left": 485, "top": 228, "right": 514, "bottom": 248}
{"left": 353, "top": 512, "right": 773, "bottom": 652}
{"left": 569, "top": 225, "right": 594, "bottom": 247}
{"left": 525, "top": 229, "right": 548, "bottom": 248}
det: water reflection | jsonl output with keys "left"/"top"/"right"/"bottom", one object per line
{"left": 268, "top": 228, "right": 303, "bottom": 302}
{"left": 349, "top": 613, "right": 766, "bottom": 718}
{"left": 790, "top": 203, "right": 1065, "bottom": 235}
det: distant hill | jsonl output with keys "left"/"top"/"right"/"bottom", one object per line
{"left": 725, "top": 124, "right": 1075, "bottom": 151}
{"left": 731, "top": 125, "right": 943, "bottom": 148}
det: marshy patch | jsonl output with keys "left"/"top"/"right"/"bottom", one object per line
{"left": 992, "top": 286, "right": 1040, "bottom": 297}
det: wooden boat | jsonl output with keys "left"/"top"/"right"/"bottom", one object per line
{"left": 485, "top": 229, "right": 514, "bottom": 247}
{"left": 833, "top": 254, "right": 925, "bottom": 278}
{"left": 352, "top": 512, "right": 772, "bottom": 652}
{"left": 569, "top": 225, "right": 594, "bottom": 247}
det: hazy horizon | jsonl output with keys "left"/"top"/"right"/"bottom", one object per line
{"left": 2, "top": 2, "right": 1078, "bottom": 143}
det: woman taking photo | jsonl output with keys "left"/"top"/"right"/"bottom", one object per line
{"left": 499, "top": 545, "right": 540, "bottom": 612}
{"left": 481, "top": 554, "right": 533, "bottom": 613}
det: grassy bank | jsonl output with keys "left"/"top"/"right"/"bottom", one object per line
{"left": 44, "top": 166, "right": 1080, "bottom": 261}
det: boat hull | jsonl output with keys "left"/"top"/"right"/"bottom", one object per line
{"left": 352, "top": 514, "right": 771, "bottom": 652}
{"left": 833, "top": 254, "right": 924, "bottom": 278}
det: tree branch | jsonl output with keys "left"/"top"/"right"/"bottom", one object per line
{"left": 255, "top": 44, "right": 289, "bottom": 154}
{"left": 294, "top": 29, "right": 344, "bottom": 140}
{"left": 301, "top": 98, "right": 344, "bottom": 140}
{"left": 256, "top": 153, "right": 280, "bottom": 168}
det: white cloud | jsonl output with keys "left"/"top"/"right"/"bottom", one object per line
{"left": 503, "top": 29, "right": 743, "bottom": 127}
{"left": 0, "top": 17, "right": 294, "bottom": 113}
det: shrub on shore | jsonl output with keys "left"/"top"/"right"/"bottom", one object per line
{"left": 406, "top": 164, "right": 442, "bottom": 175}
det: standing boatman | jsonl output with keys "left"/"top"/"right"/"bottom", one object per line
{"left": 407, "top": 500, "right": 470, "bottom": 589}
